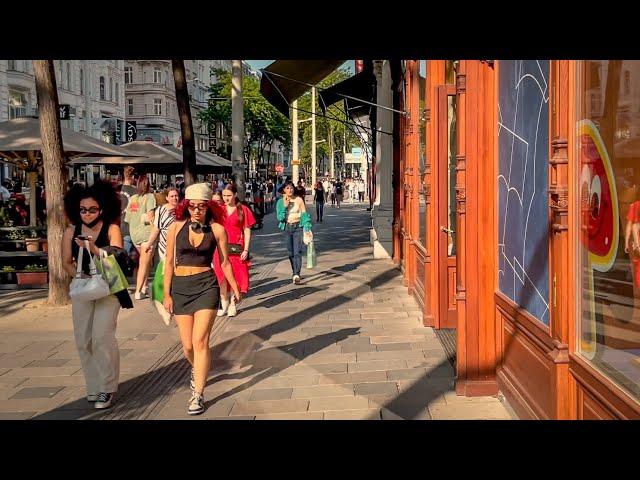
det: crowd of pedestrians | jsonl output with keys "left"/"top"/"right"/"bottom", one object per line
{"left": 57, "top": 167, "right": 371, "bottom": 416}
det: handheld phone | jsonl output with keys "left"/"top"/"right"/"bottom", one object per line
{"left": 76, "top": 235, "right": 92, "bottom": 241}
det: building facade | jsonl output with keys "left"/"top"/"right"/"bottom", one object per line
{"left": 124, "top": 60, "right": 233, "bottom": 152}
{"left": 0, "top": 59, "right": 126, "bottom": 182}
{"left": 391, "top": 59, "right": 640, "bottom": 419}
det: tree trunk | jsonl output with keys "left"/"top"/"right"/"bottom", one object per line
{"left": 33, "top": 60, "right": 70, "bottom": 306}
{"left": 172, "top": 60, "right": 197, "bottom": 186}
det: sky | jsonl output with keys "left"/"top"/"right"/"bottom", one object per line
{"left": 246, "top": 60, "right": 354, "bottom": 75}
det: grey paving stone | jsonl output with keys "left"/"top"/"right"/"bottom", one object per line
{"left": 387, "top": 368, "right": 429, "bottom": 381}
{"left": 347, "top": 360, "right": 407, "bottom": 373}
{"left": 317, "top": 371, "right": 388, "bottom": 385}
{"left": 324, "top": 408, "right": 382, "bottom": 420}
{"left": 26, "top": 359, "right": 70, "bottom": 368}
{"left": 354, "top": 382, "right": 399, "bottom": 396}
{"left": 249, "top": 388, "right": 293, "bottom": 401}
{"left": 355, "top": 350, "right": 426, "bottom": 362}
{"left": 341, "top": 343, "right": 378, "bottom": 353}
{"left": 308, "top": 396, "right": 369, "bottom": 411}
{"left": 291, "top": 384, "right": 355, "bottom": 399}
{"left": 376, "top": 343, "right": 413, "bottom": 352}
{"left": 230, "top": 399, "right": 310, "bottom": 415}
{"left": 133, "top": 333, "right": 158, "bottom": 341}
{"left": 255, "top": 411, "right": 324, "bottom": 420}
{"left": 10, "top": 386, "right": 65, "bottom": 400}
{"left": 0, "top": 411, "right": 37, "bottom": 420}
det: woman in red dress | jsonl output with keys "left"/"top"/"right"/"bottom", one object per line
{"left": 213, "top": 184, "right": 256, "bottom": 317}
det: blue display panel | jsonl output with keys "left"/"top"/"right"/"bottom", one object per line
{"left": 497, "top": 60, "right": 550, "bottom": 325}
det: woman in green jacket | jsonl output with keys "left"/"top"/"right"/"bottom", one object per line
{"left": 276, "top": 181, "right": 313, "bottom": 284}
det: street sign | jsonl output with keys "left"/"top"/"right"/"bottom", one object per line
{"left": 59, "top": 104, "right": 70, "bottom": 120}
{"left": 125, "top": 121, "right": 137, "bottom": 143}
{"left": 208, "top": 136, "right": 217, "bottom": 152}
{"left": 275, "top": 163, "right": 284, "bottom": 174}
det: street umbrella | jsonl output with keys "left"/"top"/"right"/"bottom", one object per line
{"left": 0, "top": 117, "right": 142, "bottom": 226}
{"left": 70, "top": 141, "right": 232, "bottom": 174}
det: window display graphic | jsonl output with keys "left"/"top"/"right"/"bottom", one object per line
{"left": 578, "top": 119, "right": 619, "bottom": 359}
{"left": 498, "top": 60, "right": 550, "bottom": 324}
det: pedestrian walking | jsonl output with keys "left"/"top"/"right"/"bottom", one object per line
{"left": 163, "top": 183, "right": 241, "bottom": 416}
{"left": 295, "top": 180, "right": 306, "bottom": 201}
{"left": 62, "top": 180, "right": 133, "bottom": 410}
{"left": 118, "top": 166, "right": 137, "bottom": 257}
{"left": 322, "top": 178, "right": 330, "bottom": 203}
{"left": 276, "top": 181, "right": 313, "bottom": 284}
{"left": 334, "top": 180, "right": 343, "bottom": 208}
{"left": 214, "top": 184, "right": 255, "bottom": 318}
{"left": 124, "top": 175, "right": 157, "bottom": 300}
{"left": 142, "top": 187, "right": 180, "bottom": 324}
{"left": 313, "top": 180, "right": 325, "bottom": 222}
{"left": 358, "top": 179, "right": 365, "bottom": 202}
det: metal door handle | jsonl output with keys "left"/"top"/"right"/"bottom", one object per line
{"left": 440, "top": 226, "right": 454, "bottom": 235}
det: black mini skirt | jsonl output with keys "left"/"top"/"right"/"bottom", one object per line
{"left": 171, "top": 271, "right": 219, "bottom": 315}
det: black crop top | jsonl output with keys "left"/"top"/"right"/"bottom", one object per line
{"left": 72, "top": 222, "right": 110, "bottom": 275}
{"left": 175, "top": 221, "right": 216, "bottom": 267}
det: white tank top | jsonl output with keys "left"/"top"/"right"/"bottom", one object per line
{"left": 287, "top": 200, "right": 302, "bottom": 223}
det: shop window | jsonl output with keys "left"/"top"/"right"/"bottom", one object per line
{"left": 497, "top": 60, "right": 550, "bottom": 325}
{"left": 577, "top": 60, "right": 640, "bottom": 402}
{"left": 418, "top": 60, "right": 427, "bottom": 248}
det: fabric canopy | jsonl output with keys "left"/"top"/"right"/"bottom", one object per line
{"left": 317, "top": 70, "right": 377, "bottom": 120}
{"left": 260, "top": 60, "right": 345, "bottom": 117}
{"left": 0, "top": 117, "right": 140, "bottom": 163}
{"left": 69, "top": 141, "right": 232, "bottom": 174}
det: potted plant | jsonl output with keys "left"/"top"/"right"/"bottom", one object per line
{"left": 6, "top": 228, "right": 24, "bottom": 249}
{"left": 25, "top": 229, "right": 40, "bottom": 252}
{"left": 0, "top": 265, "right": 17, "bottom": 287}
{"left": 17, "top": 263, "right": 48, "bottom": 286}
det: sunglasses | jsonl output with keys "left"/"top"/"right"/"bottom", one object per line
{"left": 79, "top": 207, "right": 100, "bottom": 214}
{"left": 190, "top": 222, "right": 211, "bottom": 233}
{"left": 188, "top": 203, "right": 208, "bottom": 211}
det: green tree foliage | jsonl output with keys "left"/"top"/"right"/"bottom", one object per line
{"left": 297, "top": 68, "right": 362, "bottom": 177}
{"left": 198, "top": 69, "right": 291, "bottom": 167}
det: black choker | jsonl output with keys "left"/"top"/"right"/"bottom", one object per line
{"left": 190, "top": 221, "right": 211, "bottom": 233}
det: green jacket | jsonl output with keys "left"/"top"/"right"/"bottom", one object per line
{"left": 276, "top": 198, "right": 313, "bottom": 232}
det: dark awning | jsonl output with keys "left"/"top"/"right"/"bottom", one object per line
{"left": 317, "top": 70, "right": 377, "bottom": 120}
{"left": 260, "top": 60, "right": 345, "bottom": 117}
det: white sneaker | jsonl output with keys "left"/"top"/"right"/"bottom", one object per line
{"left": 293, "top": 275, "right": 301, "bottom": 285}
{"left": 134, "top": 291, "right": 147, "bottom": 300}
{"left": 94, "top": 392, "right": 115, "bottom": 409}
{"left": 227, "top": 295, "right": 237, "bottom": 317}
{"left": 188, "top": 392, "right": 204, "bottom": 416}
{"left": 217, "top": 295, "right": 229, "bottom": 316}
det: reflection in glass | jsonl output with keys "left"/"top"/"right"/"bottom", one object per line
{"left": 447, "top": 95, "right": 457, "bottom": 257}
{"left": 578, "top": 60, "right": 640, "bottom": 402}
{"left": 418, "top": 60, "right": 427, "bottom": 248}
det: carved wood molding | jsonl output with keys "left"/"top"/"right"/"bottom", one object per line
{"left": 456, "top": 73, "right": 466, "bottom": 95}
{"left": 455, "top": 154, "right": 466, "bottom": 170}
{"left": 549, "top": 339, "right": 570, "bottom": 364}
{"left": 455, "top": 186, "right": 466, "bottom": 202}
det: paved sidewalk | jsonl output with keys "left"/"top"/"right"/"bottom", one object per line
{"left": 0, "top": 202, "right": 513, "bottom": 420}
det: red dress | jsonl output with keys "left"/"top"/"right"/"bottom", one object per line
{"left": 213, "top": 204, "right": 256, "bottom": 293}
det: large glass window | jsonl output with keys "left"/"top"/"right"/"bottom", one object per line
{"left": 418, "top": 60, "right": 427, "bottom": 248}
{"left": 8, "top": 90, "right": 28, "bottom": 119}
{"left": 124, "top": 66, "right": 132, "bottom": 84}
{"left": 154, "top": 98, "right": 162, "bottom": 115}
{"left": 577, "top": 60, "right": 640, "bottom": 401}
{"left": 497, "top": 60, "right": 550, "bottom": 325}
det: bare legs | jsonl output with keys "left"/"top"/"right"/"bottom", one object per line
{"left": 174, "top": 310, "right": 216, "bottom": 394}
{"left": 134, "top": 244, "right": 153, "bottom": 295}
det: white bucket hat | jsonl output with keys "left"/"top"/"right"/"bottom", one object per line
{"left": 184, "top": 183, "right": 213, "bottom": 201}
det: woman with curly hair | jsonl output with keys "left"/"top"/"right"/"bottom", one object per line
{"left": 163, "top": 183, "right": 241, "bottom": 415}
{"left": 62, "top": 180, "right": 132, "bottom": 410}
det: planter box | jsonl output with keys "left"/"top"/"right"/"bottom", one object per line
{"left": 0, "top": 272, "right": 17, "bottom": 284}
{"left": 16, "top": 271, "right": 48, "bottom": 285}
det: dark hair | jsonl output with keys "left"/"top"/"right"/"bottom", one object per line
{"left": 223, "top": 183, "right": 244, "bottom": 225}
{"left": 64, "top": 179, "right": 121, "bottom": 226}
{"left": 175, "top": 198, "right": 224, "bottom": 225}
{"left": 136, "top": 175, "right": 151, "bottom": 196}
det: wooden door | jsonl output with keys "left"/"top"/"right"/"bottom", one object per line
{"left": 437, "top": 85, "right": 458, "bottom": 329}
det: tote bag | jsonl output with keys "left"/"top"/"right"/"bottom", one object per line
{"left": 95, "top": 251, "right": 128, "bottom": 295}
{"left": 306, "top": 241, "right": 317, "bottom": 269}
{"left": 69, "top": 241, "right": 110, "bottom": 302}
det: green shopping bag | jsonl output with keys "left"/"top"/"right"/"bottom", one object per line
{"left": 95, "top": 253, "right": 129, "bottom": 294}
{"left": 306, "top": 241, "right": 317, "bottom": 269}
{"left": 151, "top": 260, "right": 171, "bottom": 326}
